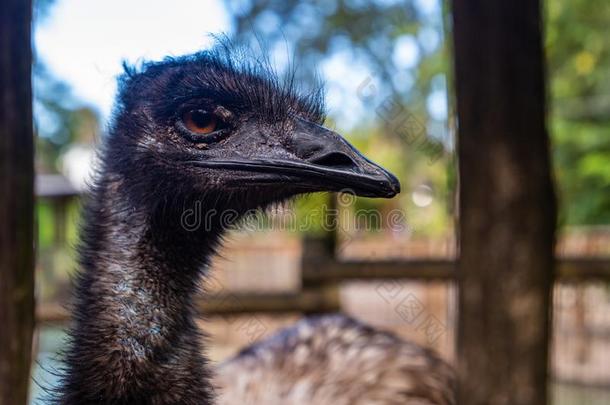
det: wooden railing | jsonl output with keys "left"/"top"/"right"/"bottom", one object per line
{"left": 34, "top": 184, "right": 610, "bottom": 325}
{"left": 21, "top": 1, "right": 608, "bottom": 402}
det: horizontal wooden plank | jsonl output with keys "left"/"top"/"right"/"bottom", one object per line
{"left": 195, "top": 289, "right": 340, "bottom": 315}
{"left": 304, "top": 257, "right": 610, "bottom": 282}
{"left": 36, "top": 258, "right": 610, "bottom": 324}
{"left": 556, "top": 257, "right": 610, "bottom": 281}
{"left": 302, "top": 258, "right": 455, "bottom": 281}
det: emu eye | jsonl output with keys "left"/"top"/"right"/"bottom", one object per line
{"left": 182, "top": 110, "right": 218, "bottom": 135}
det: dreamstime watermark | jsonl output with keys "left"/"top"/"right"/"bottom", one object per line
{"left": 375, "top": 279, "right": 447, "bottom": 345}
{"left": 180, "top": 189, "right": 411, "bottom": 235}
{"left": 314, "top": 277, "right": 447, "bottom": 390}
{"left": 204, "top": 272, "right": 268, "bottom": 344}
{"left": 356, "top": 75, "right": 446, "bottom": 165}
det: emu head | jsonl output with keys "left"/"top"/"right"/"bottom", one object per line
{"left": 106, "top": 45, "right": 400, "bottom": 215}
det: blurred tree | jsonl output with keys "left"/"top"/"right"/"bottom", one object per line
{"left": 33, "top": 0, "right": 101, "bottom": 174}
{"left": 227, "top": 0, "right": 454, "bottom": 236}
{"left": 228, "top": 0, "right": 447, "bottom": 109}
{"left": 32, "top": 0, "right": 100, "bottom": 304}
{"left": 546, "top": 0, "right": 610, "bottom": 225}
{"left": 229, "top": 0, "right": 610, "bottom": 227}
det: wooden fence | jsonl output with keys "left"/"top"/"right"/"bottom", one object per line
{"left": 3, "top": 0, "right": 610, "bottom": 404}
{"left": 34, "top": 196, "right": 610, "bottom": 322}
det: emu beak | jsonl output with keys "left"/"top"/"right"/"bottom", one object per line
{"left": 191, "top": 118, "right": 400, "bottom": 198}
{"left": 283, "top": 118, "right": 400, "bottom": 198}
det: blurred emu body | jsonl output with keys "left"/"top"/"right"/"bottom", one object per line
{"left": 55, "top": 43, "right": 454, "bottom": 404}
{"left": 217, "top": 315, "right": 454, "bottom": 405}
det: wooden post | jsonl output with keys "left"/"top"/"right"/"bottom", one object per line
{"left": 0, "top": 0, "right": 34, "bottom": 404}
{"left": 452, "top": 1, "right": 556, "bottom": 404}
{"left": 300, "top": 236, "right": 341, "bottom": 316}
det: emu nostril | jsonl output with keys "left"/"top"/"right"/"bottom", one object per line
{"left": 310, "top": 152, "right": 356, "bottom": 170}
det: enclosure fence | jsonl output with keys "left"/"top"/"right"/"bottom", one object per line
{"left": 3, "top": 0, "right": 608, "bottom": 404}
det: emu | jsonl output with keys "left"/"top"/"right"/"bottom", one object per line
{"left": 55, "top": 44, "right": 455, "bottom": 404}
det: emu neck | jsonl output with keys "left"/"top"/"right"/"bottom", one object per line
{"left": 60, "top": 175, "right": 220, "bottom": 405}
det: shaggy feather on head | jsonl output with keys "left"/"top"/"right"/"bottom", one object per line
{"left": 103, "top": 41, "right": 321, "bottom": 212}
{"left": 99, "top": 39, "right": 397, "bottom": 217}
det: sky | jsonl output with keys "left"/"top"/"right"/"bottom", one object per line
{"left": 34, "top": 0, "right": 445, "bottom": 128}
{"left": 35, "top": 0, "right": 232, "bottom": 120}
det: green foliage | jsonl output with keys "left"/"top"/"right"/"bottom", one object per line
{"left": 229, "top": 0, "right": 454, "bottom": 236}
{"left": 37, "top": 202, "right": 55, "bottom": 247}
{"left": 546, "top": 0, "right": 610, "bottom": 225}
{"left": 229, "top": 0, "right": 448, "bottom": 109}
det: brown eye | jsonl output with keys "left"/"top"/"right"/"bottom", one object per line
{"left": 182, "top": 110, "right": 217, "bottom": 134}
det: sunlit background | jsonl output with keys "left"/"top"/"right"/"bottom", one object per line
{"left": 33, "top": 0, "right": 610, "bottom": 403}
